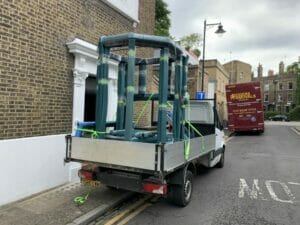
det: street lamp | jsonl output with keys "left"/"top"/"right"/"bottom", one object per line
{"left": 201, "top": 20, "right": 226, "bottom": 91}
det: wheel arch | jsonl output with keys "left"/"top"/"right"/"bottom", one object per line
{"left": 167, "top": 162, "right": 196, "bottom": 185}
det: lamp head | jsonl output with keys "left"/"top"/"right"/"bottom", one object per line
{"left": 215, "top": 24, "right": 226, "bottom": 37}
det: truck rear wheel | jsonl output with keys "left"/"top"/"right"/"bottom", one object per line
{"left": 167, "top": 170, "right": 193, "bottom": 207}
{"left": 215, "top": 150, "right": 225, "bottom": 168}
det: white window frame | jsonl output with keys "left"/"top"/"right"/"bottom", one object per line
{"left": 264, "top": 83, "right": 269, "bottom": 92}
{"left": 287, "top": 93, "right": 293, "bottom": 102}
{"left": 264, "top": 94, "right": 269, "bottom": 102}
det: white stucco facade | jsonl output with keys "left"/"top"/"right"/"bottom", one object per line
{"left": 0, "top": 135, "right": 75, "bottom": 205}
{"left": 0, "top": 38, "right": 118, "bottom": 206}
{"left": 67, "top": 38, "right": 118, "bottom": 130}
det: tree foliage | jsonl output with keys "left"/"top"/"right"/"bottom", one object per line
{"left": 288, "top": 62, "right": 300, "bottom": 105}
{"left": 179, "top": 33, "right": 201, "bottom": 58}
{"left": 155, "top": 0, "right": 171, "bottom": 37}
{"left": 180, "top": 33, "right": 201, "bottom": 50}
{"left": 296, "top": 67, "right": 300, "bottom": 105}
{"left": 288, "top": 106, "right": 300, "bottom": 121}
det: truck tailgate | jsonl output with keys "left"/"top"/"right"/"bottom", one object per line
{"left": 70, "top": 137, "right": 159, "bottom": 171}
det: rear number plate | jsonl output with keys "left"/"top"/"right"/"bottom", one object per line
{"left": 82, "top": 179, "right": 101, "bottom": 187}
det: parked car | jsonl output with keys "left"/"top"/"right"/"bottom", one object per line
{"left": 269, "top": 115, "right": 289, "bottom": 121}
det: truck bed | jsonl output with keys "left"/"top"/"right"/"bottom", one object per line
{"left": 67, "top": 135, "right": 215, "bottom": 174}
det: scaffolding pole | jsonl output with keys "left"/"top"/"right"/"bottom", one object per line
{"left": 157, "top": 48, "right": 169, "bottom": 143}
{"left": 124, "top": 39, "right": 136, "bottom": 140}
{"left": 95, "top": 44, "right": 110, "bottom": 135}
{"left": 116, "top": 62, "right": 126, "bottom": 130}
{"left": 173, "top": 56, "right": 183, "bottom": 141}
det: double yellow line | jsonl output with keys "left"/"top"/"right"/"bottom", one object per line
{"left": 99, "top": 195, "right": 158, "bottom": 225}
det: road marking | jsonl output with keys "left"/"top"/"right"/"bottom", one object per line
{"left": 239, "top": 178, "right": 299, "bottom": 204}
{"left": 291, "top": 127, "right": 300, "bottom": 136}
{"left": 289, "top": 182, "right": 300, "bottom": 186}
{"left": 116, "top": 203, "right": 151, "bottom": 225}
{"left": 265, "top": 180, "right": 295, "bottom": 204}
{"left": 101, "top": 195, "right": 157, "bottom": 225}
{"left": 238, "top": 179, "right": 266, "bottom": 200}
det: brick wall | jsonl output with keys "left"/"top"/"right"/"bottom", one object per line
{"left": 253, "top": 72, "right": 297, "bottom": 112}
{"left": 187, "top": 65, "right": 200, "bottom": 98}
{"left": 223, "top": 60, "right": 252, "bottom": 84}
{"left": 0, "top": 0, "right": 155, "bottom": 139}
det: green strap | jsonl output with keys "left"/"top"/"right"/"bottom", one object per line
{"left": 185, "top": 121, "right": 203, "bottom": 137}
{"left": 160, "top": 55, "right": 168, "bottom": 62}
{"left": 184, "top": 97, "right": 191, "bottom": 160}
{"left": 134, "top": 93, "right": 154, "bottom": 126}
{"left": 128, "top": 49, "right": 136, "bottom": 57}
{"left": 98, "top": 79, "right": 109, "bottom": 85}
{"left": 166, "top": 101, "right": 173, "bottom": 108}
{"left": 74, "top": 193, "right": 89, "bottom": 205}
{"left": 76, "top": 128, "right": 108, "bottom": 138}
{"left": 127, "top": 86, "right": 135, "bottom": 93}
{"left": 184, "top": 95, "right": 205, "bottom": 160}
{"left": 185, "top": 120, "right": 205, "bottom": 151}
{"left": 118, "top": 99, "right": 126, "bottom": 106}
{"left": 158, "top": 104, "right": 168, "bottom": 110}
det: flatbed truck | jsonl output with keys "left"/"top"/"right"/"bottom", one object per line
{"left": 65, "top": 33, "right": 226, "bottom": 206}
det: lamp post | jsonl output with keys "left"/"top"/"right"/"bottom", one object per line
{"left": 201, "top": 20, "right": 226, "bottom": 91}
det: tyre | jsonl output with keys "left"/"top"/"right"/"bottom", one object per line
{"left": 215, "top": 151, "right": 225, "bottom": 168}
{"left": 167, "top": 170, "right": 193, "bottom": 207}
{"left": 106, "top": 185, "right": 117, "bottom": 190}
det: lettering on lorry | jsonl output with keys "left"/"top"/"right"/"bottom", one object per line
{"left": 232, "top": 108, "right": 256, "bottom": 114}
{"left": 230, "top": 92, "right": 256, "bottom": 102}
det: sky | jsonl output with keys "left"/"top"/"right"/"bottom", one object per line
{"left": 165, "top": 0, "right": 300, "bottom": 76}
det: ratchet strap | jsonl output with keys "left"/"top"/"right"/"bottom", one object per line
{"left": 74, "top": 193, "right": 89, "bottom": 205}
{"left": 76, "top": 128, "right": 108, "bottom": 138}
{"left": 134, "top": 93, "right": 154, "bottom": 126}
{"left": 184, "top": 95, "right": 205, "bottom": 160}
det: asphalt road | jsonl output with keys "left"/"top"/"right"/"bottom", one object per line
{"left": 126, "top": 123, "right": 300, "bottom": 225}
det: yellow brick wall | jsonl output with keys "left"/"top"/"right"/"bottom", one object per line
{"left": 0, "top": 0, "right": 155, "bottom": 139}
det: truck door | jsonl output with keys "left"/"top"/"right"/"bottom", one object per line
{"left": 215, "top": 110, "right": 224, "bottom": 150}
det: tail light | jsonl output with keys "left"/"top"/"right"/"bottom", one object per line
{"left": 78, "top": 169, "right": 93, "bottom": 180}
{"left": 143, "top": 183, "right": 167, "bottom": 195}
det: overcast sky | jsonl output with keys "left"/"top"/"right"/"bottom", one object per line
{"left": 165, "top": 0, "right": 300, "bottom": 76}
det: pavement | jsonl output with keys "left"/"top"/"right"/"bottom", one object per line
{"left": 0, "top": 129, "right": 233, "bottom": 225}
{"left": 0, "top": 129, "right": 232, "bottom": 225}
{"left": 265, "top": 120, "right": 300, "bottom": 127}
{"left": 0, "top": 182, "right": 131, "bottom": 225}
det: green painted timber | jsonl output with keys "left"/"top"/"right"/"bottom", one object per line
{"left": 124, "top": 39, "right": 136, "bottom": 140}
{"left": 116, "top": 62, "right": 126, "bottom": 130}
{"left": 96, "top": 44, "right": 110, "bottom": 136}
{"left": 173, "top": 55, "right": 183, "bottom": 141}
{"left": 100, "top": 33, "right": 183, "bottom": 55}
{"left": 181, "top": 56, "right": 189, "bottom": 139}
{"left": 138, "top": 63, "right": 147, "bottom": 94}
{"left": 157, "top": 48, "right": 169, "bottom": 143}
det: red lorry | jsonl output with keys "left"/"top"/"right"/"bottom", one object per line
{"left": 225, "top": 81, "right": 264, "bottom": 133}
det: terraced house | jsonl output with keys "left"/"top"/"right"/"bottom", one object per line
{"left": 0, "top": 0, "right": 155, "bottom": 205}
{"left": 252, "top": 59, "right": 299, "bottom": 113}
